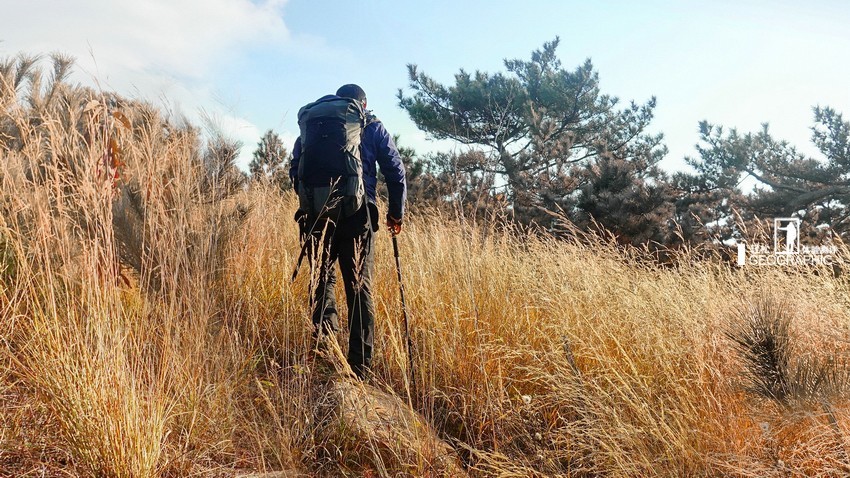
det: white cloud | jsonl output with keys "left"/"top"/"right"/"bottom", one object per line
{"left": 1, "top": 0, "right": 288, "bottom": 78}
{"left": 0, "top": 0, "right": 289, "bottom": 167}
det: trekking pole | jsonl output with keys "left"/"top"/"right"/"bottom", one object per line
{"left": 291, "top": 235, "right": 311, "bottom": 283}
{"left": 290, "top": 192, "right": 341, "bottom": 283}
{"left": 290, "top": 210, "right": 313, "bottom": 283}
{"left": 391, "top": 232, "right": 416, "bottom": 399}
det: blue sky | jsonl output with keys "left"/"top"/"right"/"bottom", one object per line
{"left": 2, "top": 0, "right": 849, "bottom": 172}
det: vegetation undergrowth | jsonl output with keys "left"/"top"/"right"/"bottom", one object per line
{"left": 1, "top": 55, "right": 849, "bottom": 477}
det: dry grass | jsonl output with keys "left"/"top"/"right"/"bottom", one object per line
{"left": 1, "top": 57, "right": 850, "bottom": 477}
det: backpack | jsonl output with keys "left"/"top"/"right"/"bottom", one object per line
{"left": 296, "top": 96, "right": 367, "bottom": 222}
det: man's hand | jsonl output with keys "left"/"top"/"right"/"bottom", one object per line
{"left": 386, "top": 214, "right": 403, "bottom": 236}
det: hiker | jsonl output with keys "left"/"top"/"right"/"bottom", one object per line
{"left": 290, "top": 84, "right": 407, "bottom": 380}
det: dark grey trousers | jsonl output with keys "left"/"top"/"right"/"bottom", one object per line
{"left": 308, "top": 205, "right": 376, "bottom": 378}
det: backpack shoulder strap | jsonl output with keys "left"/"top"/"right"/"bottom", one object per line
{"left": 364, "top": 111, "right": 380, "bottom": 127}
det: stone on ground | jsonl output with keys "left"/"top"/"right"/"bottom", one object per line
{"left": 317, "top": 378, "right": 468, "bottom": 477}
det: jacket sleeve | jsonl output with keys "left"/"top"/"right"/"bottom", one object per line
{"left": 373, "top": 123, "right": 407, "bottom": 219}
{"left": 289, "top": 136, "right": 301, "bottom": 189}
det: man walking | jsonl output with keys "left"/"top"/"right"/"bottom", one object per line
{"left": 290, "top": 84, "right": 407, "bottom": 379}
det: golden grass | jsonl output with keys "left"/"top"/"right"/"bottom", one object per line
{"left": 1, "top": 66, "right": 850, "bottom": 476}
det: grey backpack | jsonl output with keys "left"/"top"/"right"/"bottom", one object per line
{"left": 296, "top": 96, "right": 366, "bottom": 221}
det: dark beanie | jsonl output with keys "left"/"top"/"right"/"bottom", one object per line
{"left": 336, "top": 84, "right": 366, "bottom": 102}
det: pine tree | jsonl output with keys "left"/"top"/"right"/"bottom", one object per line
{"left": 683, "top": 107, "right": 850, "bottom": 242}
{"left": 249, "top": 129, "right": 290, "bottom": 190}
{"left": 398, "top": 38, "right": 674, "bottom": 244}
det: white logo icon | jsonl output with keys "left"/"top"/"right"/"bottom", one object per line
{"left": 774, "top": 218, "right": 800, "bottom": 255}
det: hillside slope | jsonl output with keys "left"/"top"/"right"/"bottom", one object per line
{"left": 1, "top": 61, "right": 850, "bottom": 477}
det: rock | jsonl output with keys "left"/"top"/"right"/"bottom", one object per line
{"left": 235, "top": 472, "right": 305, "bottom": 478}
{"left": 317, "top": 378, "right": 468, "bottom": 477}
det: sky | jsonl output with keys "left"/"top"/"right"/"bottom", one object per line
{"left": 2, "top": 0, "right": 849, "bottom": 173}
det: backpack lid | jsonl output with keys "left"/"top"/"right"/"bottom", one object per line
{"left": 297, "top": 95, "right": 365, "bottom": 126}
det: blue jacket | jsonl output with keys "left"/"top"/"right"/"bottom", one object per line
{"left": 290, "top": 95, "right": 407, "bottom": 219}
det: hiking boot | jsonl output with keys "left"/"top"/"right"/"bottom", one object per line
{"left": 347, "top": 361, "right": 373, "bottom": 382}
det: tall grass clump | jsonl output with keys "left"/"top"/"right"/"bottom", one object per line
{"left": 0, "top": 54, "right": 309, "bottom": 476}
{"left": 1, "top": 53, "right": 850, "bottom": 477}
{"left": 727, "top": 296, "right": 850, "bottom": 405}
{"left": 1, "top": 56, "right": 168, "bottom": 476}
